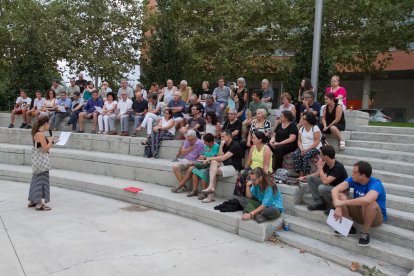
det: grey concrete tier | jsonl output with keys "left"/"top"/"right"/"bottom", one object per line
{"left": 357, "top": 125, "right": 414, "bottom": 135}
{"left": 293, "top": 204, "right": 414, "bottom": 250}
{"left": 346, "top": 140, "right": 414, "bottom": 153}
{"left": 0, "top": 128, "right": 183, "bottom": 160}
{"left": 302, "top": 193, "right": 414, "bottom": 231}
{"left": 0, "top": 163, "right": 283, "bottom": 243}
{"left": 383, "top": 182, "right": 414, "bottom": 198}
{"left": 283, "top": 215, "right": 414, "bottom": 270}
{"left": 351, "top": 131, "right": 414, "bottom": 144}
{"left": 342, "top": 147, "right": 414, "bottom": 164}
{"left": 278, "top": 224, "right": 409, "bottom": 275}
{"left": 338, "top": 154, "right": 414, "bottom": 177}
{"left": 0, "top": 144, "right": 299, "bottom": 214}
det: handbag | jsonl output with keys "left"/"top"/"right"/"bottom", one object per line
{"left": 32, "top": 147, "right": 51, "bottom": 174}
{"left": 274, "top": 168, "right": 290, "bottom": 184}
{"left": 194, "top": 160, "right": 210, "bottom": 169}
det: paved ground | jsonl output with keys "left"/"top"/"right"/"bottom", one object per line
{"left": 0, "top": 180, "right": 353, "bottom": 276}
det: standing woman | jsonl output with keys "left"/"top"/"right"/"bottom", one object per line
{"left": 322, "top": 92, "right": 346, "bottom": 150}
{"left": 325, "top": 75, "right": 347, "bottom": 109}
{"left": 296, "top": 78, "right": 313, "bottom": 123}
{"left": 292, "top": 112, "right": 322, "bottom": 176}
{"left": 28, "top": 116, "right": 56, "bottom": 211}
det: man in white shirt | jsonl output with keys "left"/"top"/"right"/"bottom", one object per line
{"left": 9, "top": 89, "right": 32, "bottom": 128}
{"left": 25, "top": 90, "right": 45, "bottom": 129}
{"left": 117, "top": 91, "right": 133, "bottom": 136}
{"left": 117, "top": 79, "right": 134, "bottom": 99}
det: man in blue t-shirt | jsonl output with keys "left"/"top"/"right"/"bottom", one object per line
{"left": 331, "top": 161, "right": 387, "bottom": 247}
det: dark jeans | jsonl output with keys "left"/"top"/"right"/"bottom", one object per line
{"left": 68, "top": 109, "right": 82, "bottom": 131}
{"left": 271, "top": 143, "right": 298, "bottom": 171}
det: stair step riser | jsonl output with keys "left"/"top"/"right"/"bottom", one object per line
{"left": 293, "top": 206, "right": 414, "bottom": 250}
{"left": 356, "top": 126, "right": 414, "bottom": 136}
{"left": 351, "top": 132, "right": 414, "bottom": 144}
{"left": 339, "top": 156, "right": 414, "bottom": 177}
{"left": 346, "top": 141, "right": 414, "bottom": 153}
{"left": 342, "top": 148, "right": 414, "bottom": 164}
{"left": 287, "top": 220, "right": 414, "bottom": 270}
{"left": 303, "top": 196, "right": 414, "bottom": 230}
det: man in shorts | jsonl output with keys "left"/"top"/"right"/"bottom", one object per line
{"left": 9, "top": 89, "right": 32, "bottom": 128}
{"left": 331, "top": 161, "right": 387, "bottom": 246}
{"left": 201, "top": 129, "right": 243, "bottom": 203}
{"left": 171, "top": 130, "right": 205, "bottom": 193}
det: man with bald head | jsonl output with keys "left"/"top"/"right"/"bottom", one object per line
{"left": 117, "top": 78, "right": 134, "bottom": 99}
{"left": 75, "top": 73, "right": 88, "bottom": 94}
{"left": 159, "top": 79, "right": 177, "bottom": 104}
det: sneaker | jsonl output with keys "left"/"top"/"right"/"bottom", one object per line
{"left": 20, "top": 123, "right": 27, "bottom": 128}
{"left": 358, "top": 232, "right": 370, "bottom": 246}
{"left": 90, "top": 130, "right": 97, "bottom": 134}
{"left": 8, "top": 123, "right": 14, "bottom": 128}
{"left": 25, "top": 124, "right": 32, "bottom": 129}
{"left": 334, "top": 226, "right": 357, "bottom": 236}
{"left": 307, "top": 203, "right": 326, "bottom": 211}
{"left": 254, "top": 213, "right": 267, "bottom": 223}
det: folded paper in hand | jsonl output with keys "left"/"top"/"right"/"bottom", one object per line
{"left": 123, "top": 187, "right": 144, "bottom": 193}
{"left": 58, "top": 105, "right": 66, "bottom": 113}
{"left": 94, "top": 106, "right": 103, "bottom": 113}
{"left": 326, "top": 209, "right": 354, "bottom": 237}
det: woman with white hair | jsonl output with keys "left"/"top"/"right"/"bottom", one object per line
{"left": 179, "top": 80, "right": 193, "bottom": 104}
{"left": 232, "top": 77, "right": 249, "bottom": 105}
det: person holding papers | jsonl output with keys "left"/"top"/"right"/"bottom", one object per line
{"left": 97, "top": 92, "right": 118, "bottom": 135}
{"left": 117, "top": 91, "right": 133, "bottom": 136}
{"left": 298, "top": 145, "right": 347, "bottom": 214}
{"left": 77, "top": 91, "right": 103, "bottom": 134}
{"left": 50, "top": 91, "right": 72, "bottom": 131}
{"left": 331, "top": 161, "right": 387, "bottom": 246}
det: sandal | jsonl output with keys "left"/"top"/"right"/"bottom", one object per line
{"left": 187, "top": 190, "right": 198, "bottom": 197}
{"left": 201, "top": 189, "right": 215, "bottom": 194}
{"left": 171, "top": 186, "right": 183, "bottom": 193}
{"left": 36, "top": 204, "right": 51, "bottom": 211}
{"left": 28, "top": 202, "right": 36, "bottom": 208}
{"left": 198, "top": 194, "right": 207, "bottom": 200}
{"left": 201, "top": 195, "right": 215, "bottom": 203}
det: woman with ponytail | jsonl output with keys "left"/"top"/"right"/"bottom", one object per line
{"left": 28, "top": 116, "right": 56, "bottom": 211}
{"left": 240, "top": 167, "right": 284, "bottom": 223}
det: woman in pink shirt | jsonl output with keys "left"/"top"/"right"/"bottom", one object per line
{"left": 325, "top": 75, "right": 347, "bottom": 108}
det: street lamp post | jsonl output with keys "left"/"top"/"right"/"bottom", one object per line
{"left": 311, "top": 0, "right": 323, "bottom": 101}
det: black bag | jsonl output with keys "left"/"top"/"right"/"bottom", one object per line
{"left": 233, "top": 174, "right": 246, "bottom": 197}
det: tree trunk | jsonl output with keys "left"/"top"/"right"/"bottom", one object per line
{"left": 94, "top": 64, "right": 99, "bottom": 88}
{"left": 362, "top": 73, "right": 371, "bottom": 109}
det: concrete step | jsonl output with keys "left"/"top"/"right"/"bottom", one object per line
{"left": 0, "top": 163, "right": 282, "bottom": 243}
{"left": 356, "top": 125, "right": 414, "bottom": 135}
{"left": 0, "top": 127, "right": 182, "bottom": 160}
{"left": 338, "top": 154, "right": 414, "bottom": 177}
{"left": 283, "top": 215, "right": 414, "bottom": 271}
{"left": 350, "top": 131, "right": 414, "bottom": 144}
{"left": 342, "top": 147, "right": 414, "bottom": 164}
{"left": 346, "top": 140, "right": 414, "bottom": 154}
{"left": 277, "top": 230, "right": 408, "bottom": 276}
{"left": 293, "top": 205, "right": 414, "bottom": 250}
{"left": 0, "top": 143, "right": 300, "bottom": 213}
{"left": 384, "top": 182, "right": 414, "bottom": 198}
{"left": 303, "top": 194, "right": 414, "bottom": 231}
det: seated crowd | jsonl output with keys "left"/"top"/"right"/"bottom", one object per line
{"left": 11, "top": 75, "right": 386, "bottom": 246}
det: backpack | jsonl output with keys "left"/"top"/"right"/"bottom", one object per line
{"left": 274, "top": 168, "right": 290, "bottom": 184}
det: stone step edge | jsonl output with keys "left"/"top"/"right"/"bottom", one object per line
{"left": 0, "top": 164, "right": 282, "bottom": 243}
{"left": 284, "top": 215, "right": 414, "bottom": 270}
{"left": 351, "top": 131, "right": 414, "bottom": 138}
{"left": 293, "top": 204, "right": 414, "bottom": 250}
{"left": 277, "top": 229, "right": 409, "bottom": 276}
{"left": 343, "top": 146, "right": 414, "bottom": 157}
{"left": 337, "top": 154, "right": 414, "bottom": 168}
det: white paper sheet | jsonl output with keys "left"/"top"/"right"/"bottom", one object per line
{"left": 55, "top": 132, "right": 71, "bottom": 146}
{"left": 326, "top": 209, "right": 354, "bottom": 237}
{"left": 58, "top": 105, "right": 66, "bottom": 112}
{"left": 94, "top": 106, "right": 102, "bottom": 113}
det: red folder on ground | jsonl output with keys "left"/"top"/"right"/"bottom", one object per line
{"left": 123, "top": 187, "right": 144, "bottom": 193}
